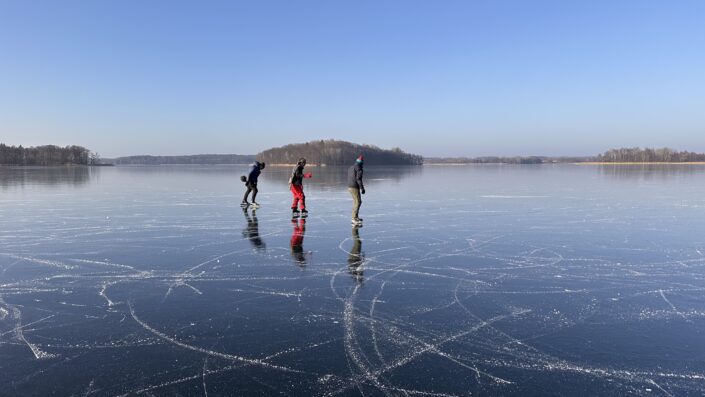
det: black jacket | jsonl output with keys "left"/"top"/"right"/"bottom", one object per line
{"left": 290, "top": 164, "right": 305, "bottom": 186}
{"left": 347, "top": 163, "right": 364, "bottom": 189}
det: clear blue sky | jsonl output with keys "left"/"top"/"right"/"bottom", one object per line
{"left": 1, "top": 0, "right": 704, "bottom": 157}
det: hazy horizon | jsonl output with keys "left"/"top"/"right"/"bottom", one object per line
{"left": 2, "top": 140, "right": 699, "bottom": 160}
{"left": 0, "top": 140, "right": 611, "bottom": 158}
{"left": 2, "top": 1, "right": 704, "bottom": 158}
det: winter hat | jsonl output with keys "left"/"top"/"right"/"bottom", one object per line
{"left": 356, "top": 155, "right": 364, "bottom": 163}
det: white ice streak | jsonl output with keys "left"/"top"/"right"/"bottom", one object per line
{"left": 658, "top": 289, "right": 687, "bottom": 320}
{"left": 647, "top": 378, "right": 674, "bottom": 397}
{"left": 99, "top": 282, "right": 117, "bottom": 307}
{"left": 481, "top": 195, "right": 548, "bottom": 199}
{"left": 69, "top": 258, "right": 138, "bottom": 271}
{"left": 4, "top": 302, "right": 56, "bottom": 359}
{"left": 128, "top": 301, "right": 302, "bottom": 374}
{"left": 2, "top": 254, "right": 77, "bottom": 270}
{"left": 342, "top": 284, "right": 395, "bottom": 396}
{"left": 229, "top": 288, "right": 302, "bottom": 299}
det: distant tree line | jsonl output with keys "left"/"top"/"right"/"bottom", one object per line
{"left": 257, "top": 140, "right": 423, "bottom": 165}
{"left": 425, "top": 155, "right": 599, "bottom": 164}
{"left": 0, "top": 144, "right": 98, "bottom": 166}
{"left": 427, "top": 148, "right": 705, "bottom": 164}
{"left": 106, "top": 154, "right": 256, "bottom": 165}
{"left": 426, "top": 156, "right": 553, "bottom": 164}
{"left": 596, "top": 147, "right": 705, "bottom": 162}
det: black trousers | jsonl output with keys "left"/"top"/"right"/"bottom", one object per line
{"left": 243, "top": 182, "right": 258, "bottom": 202}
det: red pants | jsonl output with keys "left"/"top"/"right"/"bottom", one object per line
{"left": 290, "top": 184, "right": 306, "bottom": 210}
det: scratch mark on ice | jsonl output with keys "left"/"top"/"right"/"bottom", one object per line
{"left": 128, "top": 301, "right": 302, "bottom": 374}
{"left": 658, "top": 289, "right": 687, "bottom": 320}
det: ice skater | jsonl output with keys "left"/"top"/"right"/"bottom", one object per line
{"left": 241, "top": 161, "right": 265, "bottom": 207}
{"left": 289, "top": 158, "right": 312, "bottom": 217}
{"left": 348, "top": 155, "right": 365, "bottom": 225}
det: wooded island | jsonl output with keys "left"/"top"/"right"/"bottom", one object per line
{"left": 257, "top": 140, "right": 423, "bottom": 165}
{"left": 0, "top": 144, "right": 99, "bottom": 166}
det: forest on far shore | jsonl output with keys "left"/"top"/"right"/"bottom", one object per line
{"left": 594, "top": 147, "right": 705, "bottom": 162}
{"left": 106, "top": 154, "right": 255, "bottom": 165}
{"left": 257, "top": 140, "right": 423, "bottom": 165}
{"left": 426, "top": 147, "right": 705, "bottom": 164}
{"left": 3, "top": 143, "right": 704, "bottom": 166}
{"left": 0, "top": 144, "right": 99, "bottom": 166}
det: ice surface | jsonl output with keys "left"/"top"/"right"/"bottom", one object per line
{"left": 1, "top": 165, "right": 705, "bottom": 396}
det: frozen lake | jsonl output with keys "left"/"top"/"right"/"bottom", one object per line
{"left": 1, "top": 164, "right": 705, "bottom": 396}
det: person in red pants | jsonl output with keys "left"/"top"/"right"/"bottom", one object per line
{"left": 289, "top": 158, "right": 312, "bottom": 217}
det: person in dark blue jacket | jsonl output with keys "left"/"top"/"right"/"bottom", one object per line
{"left": 241, "top": 161, "right": 265, "bottom": 207}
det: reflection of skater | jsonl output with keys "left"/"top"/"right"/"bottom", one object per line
{"left": 348, "top": 225, "right": 364, "bottom": 283}
{"left": 289, "top": 158, "right": 312, "bottom": 217}
{"left": 241, "top": 161, "right": 265, "bottom": 207}
{"left": 242, "top": 207, "right": 266, "bottom": 250}
{"left": 348, "top": 155, "right": 365, "bottom": 225}
{"left": 290, "top": 218, "right": 308, "bottom": 266}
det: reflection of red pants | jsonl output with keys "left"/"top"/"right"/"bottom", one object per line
{"left": 290, "top": 218, "right": 306, "bottom": 264}
{"left": 290, "top": 184, "right": 305, "bottom": 210}
{"left": 290, "top": 219, "right": 306, "bottom": 246}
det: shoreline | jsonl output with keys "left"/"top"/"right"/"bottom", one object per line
{"left": 0, "top": 164, "right": 114, "bottom": 167}
{"left": 576, "top": 162, "right": 705, "bottom": 165}
{"left": 423, "top": 162, "right": 705, "bottom": 166}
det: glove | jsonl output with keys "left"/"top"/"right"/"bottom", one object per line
{"left": 361, "top": 188, "right": 365, "bottom": 195}
{"left": 304, "top": 172, "right": 313, "bottom": 178}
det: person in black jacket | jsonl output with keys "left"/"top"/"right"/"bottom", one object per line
{"left": 289, "top": 158, "right": 312, "bottom": 217}
{"left": 347, "top": 155, "right": 365, "bottom": 225}
{"left": 241, "top": 161, "right": 265, "bottom": 207}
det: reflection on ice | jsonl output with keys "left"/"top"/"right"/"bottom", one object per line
{"left": 290, "top": 218, "right": 308, "bottom": 266}
{"left": 242, "top": 207, "right": 266, "bottom": 251}
{"left": 347, "top": 226, "right": 364, "bottom": 284}
{"left": 0, "top": 166, "right": 94, "bottom": 188}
